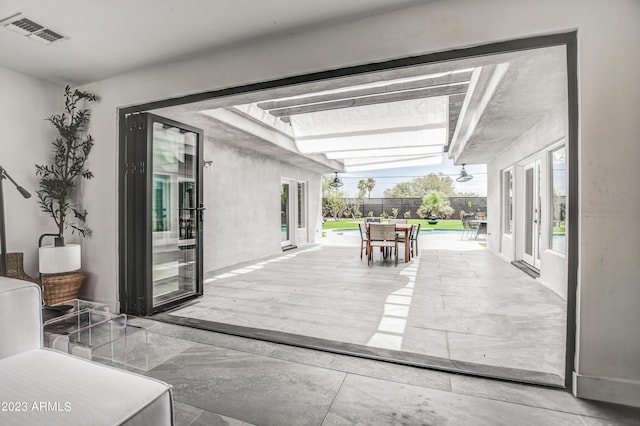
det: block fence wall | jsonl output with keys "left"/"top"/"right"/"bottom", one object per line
{"left": 342, "top": 197, "right": 487, "bottom": 219}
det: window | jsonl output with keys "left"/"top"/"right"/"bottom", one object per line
{"left": 152, "top": 174, "right": 170, "bottom": 232}
{"left": 503, "top": 169, "right": 513, "bottom": 234}
{"left": 549, "top": 146, "right": 566, "bottom": 254}
{"left": 297, "top": 182, "right": 306, "bottom": 228}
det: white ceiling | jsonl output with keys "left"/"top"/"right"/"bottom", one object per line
{"left": 0, "top": 0, "right": 430, "bottom": 85}
{"left": 0, "top": 1, "right": 567, "bottom": 172}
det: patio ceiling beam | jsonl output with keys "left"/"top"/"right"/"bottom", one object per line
{"left": 295, "top": 127, "right": 447, "bottom": 154}
{"left": 448, "top": 92, "right": 467, "bottom": 143}
{"left": 257, "top": 70, "right": 473, "bottom": 111}
{"left": 267, "top": 83, "right": 469, "bottom": 117}
{"left": 345, "top": 155, "right": 443, "bottom": 172}
{"left": 294, "top": 123, "right": 446, "bottom": 141}
{"left": 342, "top": 153, "right": 442, "bottom": 166}
{"left": 324, "top": 145, "right": 443, "bottom": 159}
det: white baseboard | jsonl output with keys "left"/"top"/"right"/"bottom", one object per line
{"left": 573, "top": 372, "right": 640, "bottom": 407}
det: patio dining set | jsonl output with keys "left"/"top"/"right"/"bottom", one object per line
{"left": 460, "top": 211, "right": 488, "bottom": 240}
{"left": 358, "top": 219, "right": 420, "bottom": 266}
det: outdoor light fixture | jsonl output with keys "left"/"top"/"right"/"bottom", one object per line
{"left": 329, "top": 172, "right": 344, "bottom": 187}
{"left": 456, "top": 164, "right": 473, "bottom": 182}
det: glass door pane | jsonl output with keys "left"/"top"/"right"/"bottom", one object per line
{"left": 536, "top": 161, "right": 542, "bottom": 261}
{"left": 523, "top": 160, "right": 542, "bottom": 269}
{"left": 281, "top": 182, "right": 290, "bottom": 243}
{"left": 151, "top": 120, "right": 201, "bottom": 308}
{"left": 524, "top": 167, "right": 533, "bottom": 257}
{"left": 550, "top": 146, "right": 567, "bottom": 253}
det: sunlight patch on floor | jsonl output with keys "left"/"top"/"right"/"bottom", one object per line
{"left": 365, "top": 255, "right": 420, "bottom": 351}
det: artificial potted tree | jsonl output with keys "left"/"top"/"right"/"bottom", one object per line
{"left": 36, "top": 85, "right": 97, "bottom": 305}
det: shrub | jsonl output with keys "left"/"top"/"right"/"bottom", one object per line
{"left": 417, "top": 191, "right": 454, "bottom": 219}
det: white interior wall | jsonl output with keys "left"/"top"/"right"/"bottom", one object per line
{"left": 59, "top": 0, "right": 638, "bottom": 406}
{"left": 202, "top": 138, "right": 321, "bottom": 272}
{"left": 0, "top": 66, "right": 63, "bottom": 276}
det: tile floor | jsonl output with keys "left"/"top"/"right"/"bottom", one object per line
{"left": 112, "top": 317, "right": 640, "bottom": 426}
{"left": 160, "top": 233, "right": 566, "bottom": 385}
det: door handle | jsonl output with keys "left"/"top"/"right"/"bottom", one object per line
{"left": 196, "top": 204, "right": 206, "bottom": 222}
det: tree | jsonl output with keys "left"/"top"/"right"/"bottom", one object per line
{"left": 365, "top": 177, "right": 376, "bottom": 198}
{"left": 322, "top": 176, "right": 349, "bottom": 220}
{"left": 35, "top": 85, "right": 98, "bottom": 238}
{"left": 384, "top": 173, "right": 465, "bottom": 198}
{"left": 356, "top": 179, "right": 368, "bottom": 199}
{"left": 416, "top": 191, "right": 455, "bottom": 219}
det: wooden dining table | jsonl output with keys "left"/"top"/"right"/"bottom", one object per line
{"left": 367, "top": 223, "right": 413, "bottom": 263}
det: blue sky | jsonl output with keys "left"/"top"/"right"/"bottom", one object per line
{"left": 334, "top": 157, "right": 487, "bottom": 198}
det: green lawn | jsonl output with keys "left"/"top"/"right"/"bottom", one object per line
{"left": 322, "top": 218, "right": 463, "bottom": 230}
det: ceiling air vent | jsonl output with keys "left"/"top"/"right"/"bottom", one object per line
{"left": 0, "top": 13, "right": 66, "bottom": 45}
{"left": 29, "top": 28, "right": 64, "bottom": 44}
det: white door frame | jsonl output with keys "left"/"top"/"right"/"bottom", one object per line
{"left": 280, "top": 178, "right": 296, "bottom": 248}
{"left": 295, "top": 181, "right": 309, "bottom": 245}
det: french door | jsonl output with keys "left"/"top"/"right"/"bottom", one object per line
{"left": 522, "top": 159, "right": 542, "bottom": 269}
{"left": 120, "top": 113, "right": 204, "bottom": 315}
{"left": 280, "top": 179, "right": 294, "bottom": 248}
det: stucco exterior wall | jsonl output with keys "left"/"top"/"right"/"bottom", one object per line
{"left": 33, "top": 0, "right": 638, "bottom": 405}
{"left": 202, "top": 137, "right": 321, "bottom": 272}
{"left": 487, "top": 102, "right": 568, "bottom": 298}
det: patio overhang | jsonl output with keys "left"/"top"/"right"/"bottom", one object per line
{"left": 448, "top": 45, "right": 568, "bottom": 165}
{"left": 151, "top": 102, "right": 344, "bottom": 174}
{"left": 249, "top": 71, "right": 471, "bottom": 172}
{"left": 149, "top": 46, "right": 566, "bottom": 174}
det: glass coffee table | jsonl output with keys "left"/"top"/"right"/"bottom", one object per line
{"left": 43, "top": 299, "right": 149, "bottom": 370}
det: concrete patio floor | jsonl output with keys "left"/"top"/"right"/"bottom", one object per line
{"left": 110, "top": 317, "right": 639, "bottom": 426}
{"left": 156, "top": 232, "right": 567, "bottom": 386}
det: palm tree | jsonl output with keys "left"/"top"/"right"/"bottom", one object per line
{"left": 357, "top": 179, "right": 368, "bottom": 199}
{"left": 366, "top": 177, "right": 376, "bottom": 198}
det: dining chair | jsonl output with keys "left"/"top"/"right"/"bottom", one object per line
{"left": 397, "top": 224, "right": 414, "bottom": 261}
{"left": 388, "top": 218, "right": 407, "bottom": 224}
{"left": 461, "top": 215, "right": 478, "bottom": 239}
{"left": 358, "top": 222, "right": 369, "bottom": 260}
{"left": 368, "top": 224, "right": 398, "bottom": 266}
{"left": 410, "top": 223, "right": 421, "bottom": 257}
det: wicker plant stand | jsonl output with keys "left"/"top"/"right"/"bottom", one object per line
{"left": 42, "top": 272, "right": 86, "bottom": 306}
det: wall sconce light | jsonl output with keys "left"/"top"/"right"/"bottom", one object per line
{"left": 203, "top": 160, "right": 213, "bottom": 169}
